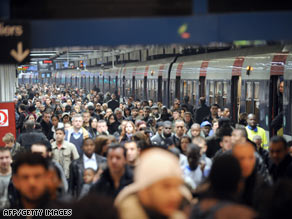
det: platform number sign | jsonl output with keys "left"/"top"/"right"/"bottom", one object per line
{"left": 0, "top": 109, "right": 9, "bottom": 127}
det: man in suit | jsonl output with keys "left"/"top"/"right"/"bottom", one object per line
{"left": 68, "top": 138, "right": 106, "bottom": 197}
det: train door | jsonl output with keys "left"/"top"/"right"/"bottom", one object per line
{"left": 231, "top": 76, "right": 241, "bottom": 123}
{"left": 199, "top": 76, "right": 206, "bottom": 98}
{"left": 175, "top": 76, "right": 181, "bottom": 101}
{"left": 158, "top": 76, "right": 162, "bottom": 103}
{"left": 269, "top": 76, "right": 283, "bottom": 137}
{"left": 132, "top": 76, "right": 135, "bottom": 99}
{"left": 245, "top": 81, "right": 261, "bottom": 124}
{"left": 143, "top": 76, "right": 147, "bottom": 100}
{"left": 122, "top": 76, "right": 126, "bottom": 98}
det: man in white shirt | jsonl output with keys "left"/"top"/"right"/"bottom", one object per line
{"left": 68, "top": 138, "right": 106, "bottom": 197}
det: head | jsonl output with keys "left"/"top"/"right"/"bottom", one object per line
{"left": 174, "top": 120, "right": 185, "bottom": 137}
{"left": 156, "top": 122, "right": 164, "bottom": 135}
{"left": 114, "top": 108, "right": 123, "bottom": 120}
{"left": 12, "top": 153, "right": 49, "bottom": 204}
{"left": 209, "top": 154, "right": 242, "bottom": 198}
{"left": 124, "top": 141, "right": 140, "bottom": 165}
{"left": 192, "top": 136, "right": 207, "bottom": 155}
{"left": 184, "top": 112, "right": 192, "bottom": 123}
{"left": 231, "top": 128, "right": 247, "bottom": 146}
{"left": 179, "top": 136, "right": 192, "bottom": 154}
{"left": 247, "top": 114, "right": 257, "bottom": 129}
{"left": 83, "top": 111, "right": 91, "bottom": 124}
{"left": 222, "top": 108, "right": 230, "bottom": 118}
{"left": 144, "top": 107, "right": 151, "bottom": 118}
{"left": 134, "top": 149, "right": 183, "bottom": 217}
{"left": 125, "top": 121, "right": 136, "bottom": 135}
{"left": 232, "top": 142, "right": 256, "bottom": 178}
{"left": 55, "top": 128, "right": 65, "bottom": 143}
{"left": 269, "top": 136, "right": 288, "bottom": 165}
{"left": 72, "top": 114, "right": 83, "bottom": 130}
{"left": 62, "top": 114, "right": 70, "bottom": 124}
{"left": 131, "top": 108, "right": 138, "bottom": 117}
{"left": 0, "top": 147, "right": 12, "bottom": 173}
{"left": 30, "top": 142, "right": 50, "bottom": 158}
{"left": 107, "top": 143, "right": 127, "bottom": 176}
{"left": 187, "top": 144, "right": 201, "bottom": 170}
{"left": 218, "top": 128, "right": 233, "bottom": 152}
{"left": 42, "top": 111, "right": 51, "bottom": 124}
{"left": 191, "top": 123, "right": 201, "bottom": 138}
{"left": 83, "top": 168, "right": 96, "bottom": 184}
{"left": 2, "top": 133, "right": 15, "bottom": 148}
{"left": 82, "top": 138, "right": 96, "bottom": 158}
{"left": 97, "top": 120, "right": 108, "bottom": 134}
{"left": 51, "top": 115, "right": 59, "bottom": 127}
{"left": 252, "top": 135, "right": 262, "bottom": 148}
{"left": 163, "top": 121, "right": 173, "bottom": 137}
{"left": 210, "top": 104, "right": 219, "bottom": 117}
{"left": 201, "top": 121, "right": 212, "bottom": 137}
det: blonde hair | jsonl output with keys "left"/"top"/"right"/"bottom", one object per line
{"left": 2, "top": 133, "right": 15, "bottom": 143}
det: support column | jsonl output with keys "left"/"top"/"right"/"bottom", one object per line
{"left": 0, "top": 64, "right": 17, "bottom": 102}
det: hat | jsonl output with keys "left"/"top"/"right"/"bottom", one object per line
{"left": 87, "top": 102, "right": 94, "bottom": 107}
{"left": 200, "top": 121, "right": 212, "bottom": 128}
{"left": 115, "top": 148, "right": 182, "bottom": 205}
{"left": 62, "top": 112, "right": 70, "bottom": 118}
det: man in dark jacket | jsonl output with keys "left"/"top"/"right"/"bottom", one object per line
{"left": 194, "top": 97, "right": 210, "bottom": 124}
{"left": 268, "top": 136, "right": 292, "bottom": 183}
{"left": 90, "top": 143, "right": 133, "bottom": 199}
{"left": 16, "top": 104, "right": 27, "bottom": 134}
{"left": 68, "top": 139, "right": 107, "bottom": 197}
{"left": 107, "top": 93, "right": 119, "bottom": 111}
{"left": 17, "top": 120, "right": 48, "bottom": 150}
{"left": 40, "top": 110, "right": 54, "bottom": 141}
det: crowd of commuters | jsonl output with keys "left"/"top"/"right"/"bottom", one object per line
{"left": 0, "top": 83, "right": 292, "bottom": 218}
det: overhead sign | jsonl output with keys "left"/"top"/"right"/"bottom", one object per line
{"left": 0, "top": 102, "right": 16, "bottom": 146}
{"left": 0, "top": 21, "right": 30, "bottom": 64}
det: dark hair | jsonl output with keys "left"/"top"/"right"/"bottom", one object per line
{"left": 82, "top": 138, "right": 95, "bottom": 147}
{"left": 12, "top": 152, "right": 49, "bottom": 174}
{"left": 84, "top": 168, "right": 97, "bottom": 174}
{"left": 209, "top": 154, "right": 242, "bottom": 198}
{"left": 211, "top": 103, "right": 220, "bottom": 108}
{"left": 218, "top": 127, "right": 233, "bottom": 142}
{"left": 0, "top": 147, "right": 11, "bottom": 153}
{"left": 107, "top": 143, "right": 126, "bottom": 158}
{"left": 51, "top": 114, "right": 59, "bottom": 121}
{"left": 19, "top": 104, "right": 26, "bottom": 111}
{"left": 55, "top": 128, "right": 65, "bottom": 134}
{"left": 270, "top": 136, "right": 287, "bottom": 149}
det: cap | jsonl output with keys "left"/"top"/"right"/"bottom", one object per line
{"left": 200, "top": 121, "right": 212, "bottom": 128}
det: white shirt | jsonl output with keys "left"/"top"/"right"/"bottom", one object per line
{"left": 83, "top": 154, "right": 97, "bottom": 171}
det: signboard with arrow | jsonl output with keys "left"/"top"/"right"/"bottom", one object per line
{"left": 0, "top": 21, "right": 30, "bottom": 64}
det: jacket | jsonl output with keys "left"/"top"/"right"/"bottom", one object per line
{"left": 90, "top": 166, "right": 133, "bottom": 199}
{"left": 68, "top": 153, "right": 106, "bottom": 197}
{"left": 51, "top": 141, "right": 80, "bottom": 179}
{"left": 17, "top": 130, "right": 48, "bottom": 150}
{"left": 269, "top": 154, "right": 292, "bottom": 183}
{"left": 40, "top": 120, "right": 54, "bottom": 141}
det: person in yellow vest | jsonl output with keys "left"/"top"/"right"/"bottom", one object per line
{"left": 245, "top": 114, "right": 268, "bottom": 149}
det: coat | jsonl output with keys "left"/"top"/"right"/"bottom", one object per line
{"left": 90, "top": 166, "right": 133, "bottom": 199}
{"left": 68, "top": 153, "right": 106, "bottom": 197}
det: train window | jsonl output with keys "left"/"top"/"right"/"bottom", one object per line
{"left": 209, "top": 81, "right": 215, "bottom": 104}
{"left": 192, "top": 81, "right": 197, "bottom": 104}
{"left": 254, "top": 82, "right": 260, "bottom": 100}
{"left": 246, "top": 82, "right": 253, "bottom": 100}
{"left": 187, "top": 81, "right": 192, "bottom": 101}
{"left": 215, "top": 81, "right": 222, "bottom": 105}
{"left": 183, "top": 81, "right": 187, "bottom": 98}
